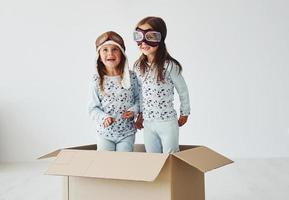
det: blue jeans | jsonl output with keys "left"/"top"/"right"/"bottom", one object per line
{"left": 143, "top": 119, "right": 179, "bottom": 153}
{"left": 97, "top": 134, "right": 135, "bottom": 152}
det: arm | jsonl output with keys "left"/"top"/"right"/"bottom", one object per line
{"left": 126, "top": 72, "right": 140, "bottom": 115}
{"left": 134, "top": 65, "right": 144, "bottom": 113}
{"left": 131, "top": 73, "right": 144, "bottom": 129}
{"left": 132, "top": 67, "right": 144, "bottom": 129}
{"left": 169, "top": 62, "right": 191, "bottom": 126}
{"left": 88, "top": 78, "right": 112, "bottom": 124}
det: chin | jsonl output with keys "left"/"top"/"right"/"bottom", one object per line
{"left": 141, "top": 50, "right": 151, "bottom": 56}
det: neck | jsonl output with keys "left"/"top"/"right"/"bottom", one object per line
{"left": 147, "top": 54, "right": 155, "bottom": 64}
{"left": 105, "top": 67, "right": 120, "bottom": 76}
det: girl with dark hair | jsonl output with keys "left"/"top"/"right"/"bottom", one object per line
{"left": 133, "top": 17, "right": 190, "bottom": 153}
{"left": 88, "top": 31, "right": 139, "bottom": 152}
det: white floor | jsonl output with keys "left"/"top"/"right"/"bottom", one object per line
{"left": 1, "top": 158, "right": 289, "bottom": 200}
{"left": 206, "top": 158, "right": 289, "bottom": 200}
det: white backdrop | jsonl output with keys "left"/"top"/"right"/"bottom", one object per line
{"left": 0, "top": 0, "right": 288, "bottom": 162}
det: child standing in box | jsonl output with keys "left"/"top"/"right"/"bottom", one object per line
{"left": 133, "top": 17, "right": 191, "bottom": 153}
{"left": 88, "top": 31, "right": 139, "bottom": 152}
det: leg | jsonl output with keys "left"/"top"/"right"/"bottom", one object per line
{"left": 97, "top": 136, "right": 116, "bottom": 151}
{"left": 143, "top": 120, "right": 162, "bottom": 153}
{"left": 116, "top": 134, "right": 135, "bottom": 152}
{"left": 157, "top": 119, "right": 179, "bottom": 153}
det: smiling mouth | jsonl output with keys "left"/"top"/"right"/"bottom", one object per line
{"left": 107, "top": 59, "right": 116, "bottom": 61}
{"left": 141, "top": 47, "right": 150, "bottom": 51}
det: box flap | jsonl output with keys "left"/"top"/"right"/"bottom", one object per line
{"left": 179, "top": 145, "right": 200, "bottom": 151}
{"left": 46, "top": 149, "right": 169, "bottom": 182}
{"left": 38, "top": 144, "right": 97, "bottom": 159}
{"left": 173, "top": 146, "right": 233, "bottom": 172}
{"left": 38, "top": 149, "right": 62, "bottom": 159}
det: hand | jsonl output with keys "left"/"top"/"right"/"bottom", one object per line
{"left": 178, "top": 115, "right": 188, "bottom": 127}
{"left": 134, "top": 113, "right": 144, "bottom": 130}
{"left": 103, "top": 117, "right": 116, "bottom": 128}
{"left": 122, "top": 111, "right": 134, "bottom": 119}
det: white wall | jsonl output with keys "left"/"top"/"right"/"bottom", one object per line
{"left": 1, "top": 0, "right": 288, "bottom": 162}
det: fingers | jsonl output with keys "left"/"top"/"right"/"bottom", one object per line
{"left": 104, "top": 117, "right": 115, "bottom": 128}
{"left": 134, "top": 116, "right": 144, "bottom": 130}
{"left": 122, "top": 111, "right": 134, "bottom": 119}
{"left": 178, "top": 116, "right": 188, "bottom": 127}
{"left": 178, "top": 119, "right": 185, "bottom": 127}
{"left": 104, "top": 118, "right": 109, "bottom": 128}
{"left": 134, "top": 113, "right": 144, "bottom": 129}
{"left": 134, "top": 121, "right": 144, "bottom": 130}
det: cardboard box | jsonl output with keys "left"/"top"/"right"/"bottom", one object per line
{"left": 40, "top": 144, "right": 233, "bottom": 200}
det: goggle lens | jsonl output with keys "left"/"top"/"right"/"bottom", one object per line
{"left": 145, "top": 31, "right": 161, "bottom": 42}
{"left": 133, "top": 29, "right": 162, "bottom": 47}
{"left": 133, "top": 31, "right": 144, "bottom": 42}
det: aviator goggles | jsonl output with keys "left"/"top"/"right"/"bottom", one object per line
{"left": 133, "top": 28, "right": 162, "bottom": 47}
{"left": 96, "top": 31, "right": 125, "bottom": 51}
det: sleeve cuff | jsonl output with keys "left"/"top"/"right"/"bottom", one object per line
{"left": 180, "top": 110, "right": 190, "bottom": 116}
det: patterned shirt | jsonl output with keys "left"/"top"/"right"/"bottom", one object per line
{"left": 88, "top": 71, "right": 139, "bottom": 141}
{"left": 134, "top": 61, "right": 190, "bottom": 121}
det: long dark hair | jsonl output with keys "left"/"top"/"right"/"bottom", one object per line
{"left": 134, "top": 16, "right": 182, "bottom": 82}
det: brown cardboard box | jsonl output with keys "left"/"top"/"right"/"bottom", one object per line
{"left": 40, "top": 144, "right": 233, "bottom": 200}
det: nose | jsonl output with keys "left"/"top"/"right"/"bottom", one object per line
{"left": 107, "top": 49, "right": 113, "bottom": 56}
{"left": 140, "top": 41, "right": 147, "bottom": 46}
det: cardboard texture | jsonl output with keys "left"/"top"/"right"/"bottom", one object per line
{"left": 41, "top": 144, "right": 233, "bottom": 200}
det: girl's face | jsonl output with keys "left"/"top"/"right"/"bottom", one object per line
{"left": 137, "top": 23, "right": 159, "bottom": 58}
{"left": 99, "top": 44, "right": 122, "bottom": 69}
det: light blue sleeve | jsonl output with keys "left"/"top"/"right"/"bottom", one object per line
{"left": 127, "top": 71, "right": 140, "bottom": 114}
{"left": 133, "top": 65, "right": 144, "bottom": 113}
{"left": 168, "top": 62, "right": 191, "bottom": 116}
{"left": 87, "top": 77, "right": 111, "bottom": 123}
